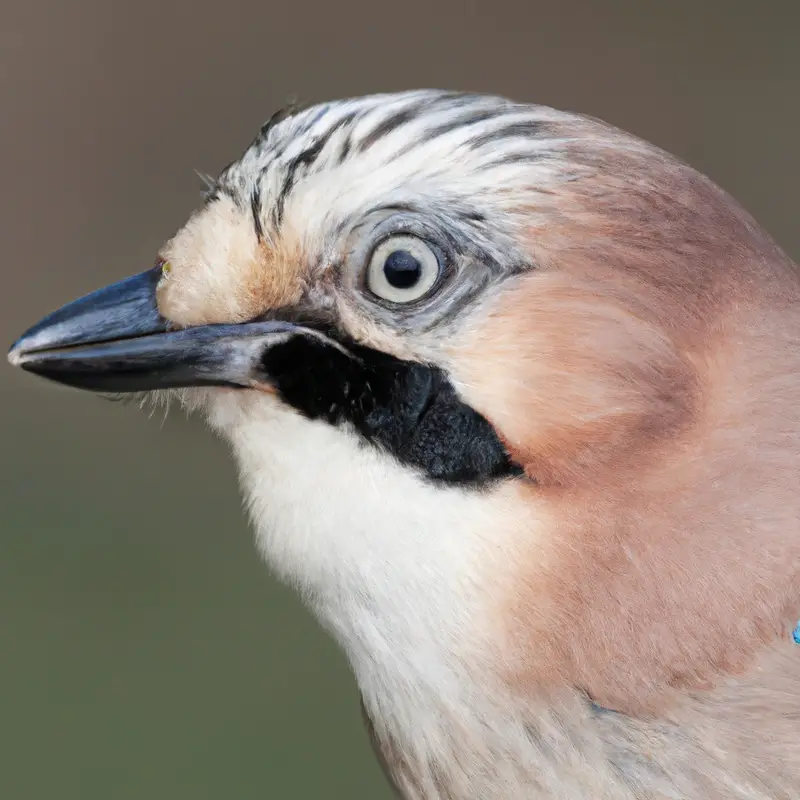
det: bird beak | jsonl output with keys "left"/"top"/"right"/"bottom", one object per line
{"left": 7, "top": 266, "right": 304, "bottom": 393}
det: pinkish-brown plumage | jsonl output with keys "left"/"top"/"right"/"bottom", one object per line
{"left": 9, "top": 91, "right": 800, "bottom": 798}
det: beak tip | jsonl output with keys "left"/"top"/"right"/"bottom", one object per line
{"left": 8, "top": 341, "right": 44, "bottom": 373}
{"left": 8, "top": 340, "right": 27, "bottom": 368}
{"left": 7, "top": 326, "right": 53, "bottom": 369}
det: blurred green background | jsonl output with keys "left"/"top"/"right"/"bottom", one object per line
{"left": 1, "top": 1, "right": 799, "bottom": 797}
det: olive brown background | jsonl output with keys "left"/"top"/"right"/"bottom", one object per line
{"left": 2, "top": 1, "right": 798, "bottom": 797}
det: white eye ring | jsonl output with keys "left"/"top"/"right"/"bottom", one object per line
{"left": 366, "top": 235, "right": 441, "bottom": 304}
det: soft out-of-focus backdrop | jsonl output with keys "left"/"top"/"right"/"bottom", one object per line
{"left": 1, "top": 1, "right": 798, "bottom": 797}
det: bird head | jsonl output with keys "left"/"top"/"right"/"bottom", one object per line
{"left": 8, "top": 91, "right": 800, "bottom": 792}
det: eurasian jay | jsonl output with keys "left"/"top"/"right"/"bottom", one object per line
{"left": 8, "top": 90, "right": 800, "bottom": 799}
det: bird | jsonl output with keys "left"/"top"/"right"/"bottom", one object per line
{"left": 7, "top": 89, "right": 800, "bottom": 799}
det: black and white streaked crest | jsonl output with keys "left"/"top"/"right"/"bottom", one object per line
{"left": 212, "top": 90, "right": 599, "bottom": 260}
{"left": 174, "top": 89, "right": 653, "bottom": 350}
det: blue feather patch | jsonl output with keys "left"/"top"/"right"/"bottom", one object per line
{"left": 793, "top": 621, "right": 800, "bottom": 645}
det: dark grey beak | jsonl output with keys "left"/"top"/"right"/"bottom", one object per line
{"left": 7, "top": 266, "right": 303, "bottom": 393}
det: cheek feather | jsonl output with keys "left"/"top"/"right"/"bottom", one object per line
{"left": 448, "top": 273, "right": 800, "bottom": 715}
{"left": 447, "top": 271, "right": 699, "bottom": 486}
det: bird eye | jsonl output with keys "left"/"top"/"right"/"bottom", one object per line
{"left": 366, "top": 235, "right": 441, "bottom": 304}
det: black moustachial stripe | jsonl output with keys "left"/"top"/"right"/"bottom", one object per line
{"left": 259, "top": 333, "right": 523, "bottom": 486}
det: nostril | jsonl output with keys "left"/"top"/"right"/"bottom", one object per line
{"left": 155, "top": 258, "right": 172, "bottom": 292}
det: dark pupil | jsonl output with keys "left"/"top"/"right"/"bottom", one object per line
{"left": 383, "top": 249, "right": 422, "bottom": 289}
